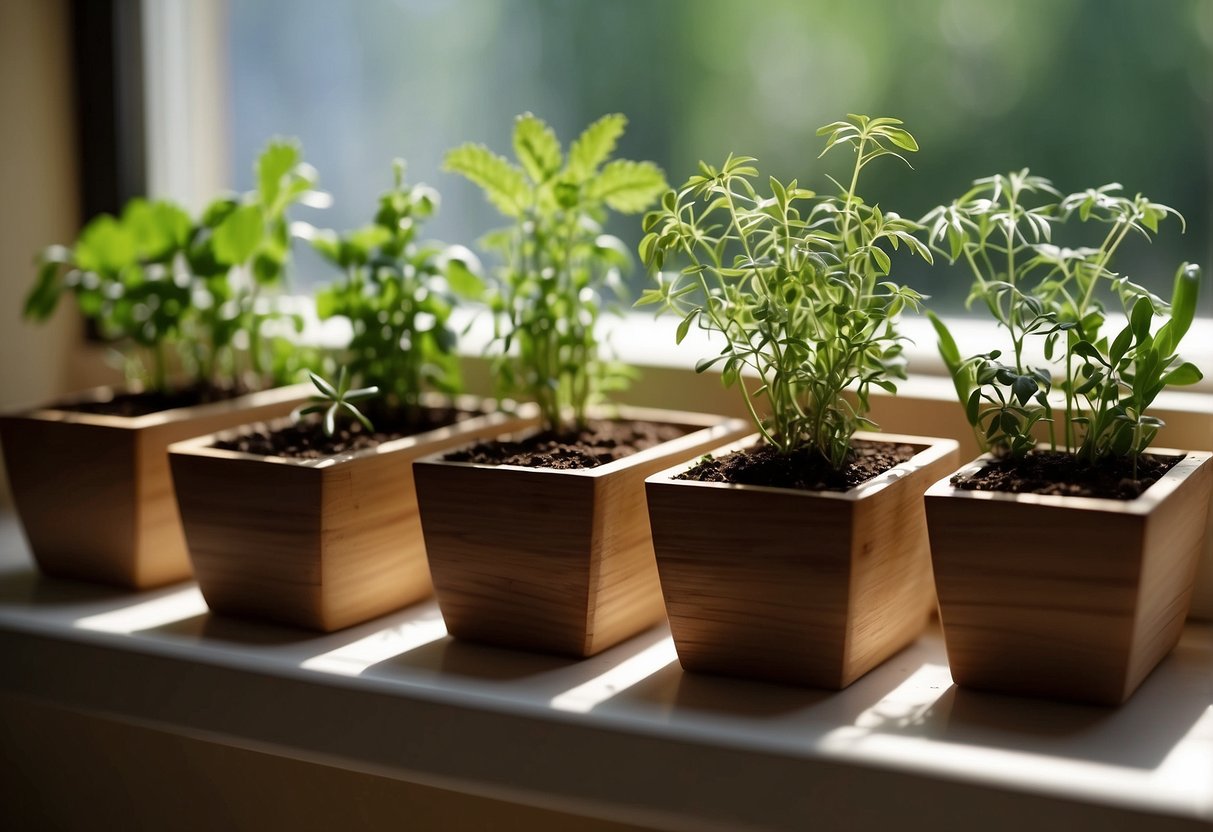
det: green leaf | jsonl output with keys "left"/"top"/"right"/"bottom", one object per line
{"left": 257, "top": 139, "right": 302, "bottom": 211}
{"left": 675, "top": 313, "right": 694, "bottom": 345}
{"left": 1129, "top": 296, "right": 1153, "bottom": 340}
{"left": 443, "top": 143, "right": 529, "bottom": 218}
{"left": 1162, "top": 362, "right": 1203, "bottom": 386}
{"left": 880, "top": 126, "right": 919, "bottom": 152}
{"left": 74, "top": 214, "right": 135, "bottom": 274}
{"left": 513, "top": 113, "right": 563, "bottom": 184}
{"left": 212, "top": 204, "right": 264, "bottom": 265}
{"left": 566, "top": 113, "right": 627, "bottom": 181}
{"left": 446, "top": 256, "right": 486, "bottom": 300}
{"left": 1155, "top": 263, "right": 1200, "bottom": 355}
{"left": 24, "top": 258, "right": 64, "bottom": 320}
{"left": 586, "top": 159, "right": 668, "bottom": 213}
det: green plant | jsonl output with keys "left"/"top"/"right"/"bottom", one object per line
{"left": 444, "top": 113, "right": 667, "bottom": 432}
{"left": 294, "top": 369, "right": 379, "bottom": 437}
{"left": 637, "top": 115, "right": 930, "bottom": 468}
{"left": 25, "top": 139, "right": 322, "bottom": 393}
{"left": 310, "top": 160, "right": 482, "bottom": 415}
{"left": 924, "top": 171, "right": 1202, "bottom": 468}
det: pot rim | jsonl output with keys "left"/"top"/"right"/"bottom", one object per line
{"left": 168, "top": 394, "right": 535, "bottom": 469}
{"left": 644, "top": 430, "right": 959, "bottom": 502}
{"left": 2, "top": 382, "right": 312, "bottom": 430}
{"left": 413, "top": 405, "right": 750, "bottom": 479}
{"left": 924, "top": 448, "right": 1213, "bottom": 515}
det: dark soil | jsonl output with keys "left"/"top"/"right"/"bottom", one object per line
{"left": 56, "top": 383, "right": 247, "bottom": 417}
{"left": 444, "top": 419, "right": 690, "bottom": 469}
{"left": 214, "top": 406, "right": 466, "bottom": 460}
{"left": 678, "top": 440, "right": 917, "bottom": 492}
{"left": 951, "top": 450, "right": 1181, "bottom": 500}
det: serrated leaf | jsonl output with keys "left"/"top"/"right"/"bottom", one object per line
{"left": 513, "top": 113, "right": 562, "bottom": 184}
{"left": 444, "top": 143, "right": 529, "bottom": 218}
{"left": 586, "top": 159, "right": 668, "bottom": 213}
{"left": 566, "top": 113, "right": 626, "bottom": 181}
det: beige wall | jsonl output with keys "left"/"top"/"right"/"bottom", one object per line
{"left": 0, "top": 0, "right": 83, "bottom": 504}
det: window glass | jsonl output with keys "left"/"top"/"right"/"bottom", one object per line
{"left": 227, "top": 0, "right": 1213, "bottom": 314}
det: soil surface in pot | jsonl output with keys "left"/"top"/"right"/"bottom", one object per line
{"left": 56, "top": 383, "right": 248, "bottom": 417}
{"left": 951, "top": 450, "right": 1181, "bottom": 500}
{"left": 214, "top": 406, "right": 468, "bottom": 459}
{"left": 444, "top": 420, "right": 690, "bottom": 469}
{"left": 678, "top": 440, "right": 917, "bottom": 492}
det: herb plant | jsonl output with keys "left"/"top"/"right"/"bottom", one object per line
{"left": 638, "top": 115, "right": 931, "bottom": 469}
{"left": 924, "top": 171, "right": 1202, "bottom": 467}
{"left": 24, "top": 139, "right": 323, "bottom": 394}
{"left": 294, "top": 369, "right": 379, "bottom": 437}
{"left": 311, "top": 160, "right": 482, "bottom": 417}
{"left": 444, "top": 113, "right": 667, "bottom": 432}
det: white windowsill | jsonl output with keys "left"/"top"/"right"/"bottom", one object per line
{"left": 1, "top": 516, "right": 1210, "bottom": 830}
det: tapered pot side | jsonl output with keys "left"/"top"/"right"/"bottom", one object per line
{"left": 925, "top": 450, "right": 1213, "bottom": 706}
{"left": 0, "top": 384, "right": 310, "bottom": 589}
{"left": 169, "top": 398, "right": 535, "bottom": 632}
{"left": 646, "top": 432, "right": 959, "bottom": 689}
{"left": 414, "top": 407, "right": 751, "bottom": 658}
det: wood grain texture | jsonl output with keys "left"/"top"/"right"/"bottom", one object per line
{"left": 645, "top": 432, "right": 959, "bottom": 689}
{"left": 0, "top": 384, "right": 308, "bottom": 588}
{"left": 170, "top": 401, "right": 535, "bottom": 631}
{"left": 926, "top": 450, "right": 1213, "bottom": 705}
{"left": 415, "top": 408, "right": 751, "bottom": 658}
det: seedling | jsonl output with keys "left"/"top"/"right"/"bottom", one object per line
{"left": 294, "top": 369, "right": 379, "bottom": 437}
{"left": 638, "top": 115, "right": 930, "bottom": 469}
{"left": 924, "top": 171, "right": 1202, "bottom": 468}
{"left": 444, "top": 113, "right": 667, "bottom": 432}
{"left": 310, "top": 160, "right": 480, "bottom": 415}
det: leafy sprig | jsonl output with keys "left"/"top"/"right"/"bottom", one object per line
{"left": 310, "top": 160, "right": 481, "bottom": 414}
{"left": 445, "top": 113, "right": 667, "bottom": 432}
{"left": 294, "top": 369, "right": 379, "bottom": 437}
{"left": 638, "top": 115, "right": 931, "bottom": 468}
{"left": 924, "top": 172, "right": 1202, "bottom": 466}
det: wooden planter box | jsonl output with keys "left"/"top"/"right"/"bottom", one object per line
{"left": 646, "top": 432, "right": 959, "bottom": 689}
{"left": 169, "top": 400, "right": 535, "bottom": 632}
{"left": 926, "top": 449, "right": 1213, "bottom": 705}
{"left": 414, "top": 408, "right": 750, "bottom": 658}
{"left": 0, "top": 384, "right": 309, "bottom": 589}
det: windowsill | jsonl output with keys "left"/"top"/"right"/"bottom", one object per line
{"left": 1, "top": 516, "right": 1210, "bottom": 830}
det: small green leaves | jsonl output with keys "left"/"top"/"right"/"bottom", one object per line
{"left": 926, "top": 166, "right": 1200, "bottom": 462}
{"left": 451, "top": 113, "right": 666, "bottom": 432}
{"left": 642, "top": 115, "right": 928, "bottom": 464}
{"left": 295, "top": 368, "right": 379, "bottom": 437}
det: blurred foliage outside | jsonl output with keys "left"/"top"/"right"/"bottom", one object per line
{"left": 227, "top": 0, "right": 1213, "bottom": 314}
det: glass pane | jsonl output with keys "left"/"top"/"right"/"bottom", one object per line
{"left": 226, "top": 0, "right": 1213, "bottom": 314}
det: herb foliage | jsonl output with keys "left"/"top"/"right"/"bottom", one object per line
{"left": 444, "top": 113, "right": 667, "bottom": 432}
{"left": 638, "top": 115, "right": 930, "bottom": 469}
{"left": 924, "top": 171, "right": 1202, "bottom": 466}
{"left": 311, "top": 160, "right": 482, "bottom": 414}
{"left": 25, "top": 139, "right": 322, "bottom": 393}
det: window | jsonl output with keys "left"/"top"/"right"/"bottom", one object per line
{"left": 138, "top": 0, "right": 1213, "bottom": 381}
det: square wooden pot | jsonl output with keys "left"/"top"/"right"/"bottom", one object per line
{"left": 926, "top": 449, "right": 1213, "bottom": 705}
{"left": 646, "top": 432, "right": 960, "bottom": 689}
{"left": 169, "top": 400, "right": 536, "bottom": 632}
{"left": 414, "top": 408, "right": 751, "bottom": 658}
{"left": 0, "top": 384, "right": 309, "bottom": 589}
